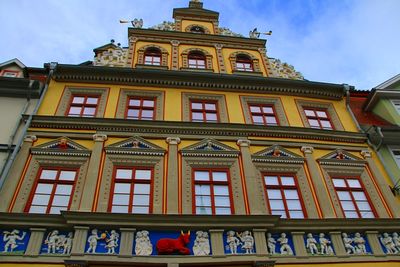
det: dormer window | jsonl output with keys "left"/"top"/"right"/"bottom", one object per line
{"left": 188, "top": 51, "right": 206, "bottom": 69}
{"left": 144, "top": 48, "right": 162, "bottom": 66}
{"left": 190, "top": 25, "right": 205, "bottom": 34}
{"left": 235, "top": 54, "right": 253, "bottom": 72}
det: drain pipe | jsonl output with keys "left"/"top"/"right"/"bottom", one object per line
{"left": 0, "top": 62, "right": 58, "bottom": 190}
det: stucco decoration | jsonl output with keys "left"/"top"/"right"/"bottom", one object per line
{"left": 304, "top": 233, "right": 334, "bottom": 256}
{"left": 379, "top": 233, "right": 399, "bottom": 254}
{"left": 252, "top": 145, "right": 304, "bottom": 164}
{"left": 2, "top": 229, "right": 28, "bottom": 253}
{"left": 135, "top": 230, "right": 153, "bottom": 256}
{"left": 185, "top": 24, "right": 211, "bottom": 34}
{"left": 94, "top": 45, "right": 128, "bottom": 67}
{"left": 318, "top": 149, "right": 365, "bottom": 166}
{"left": 268, "top": 58, "right": 303, "bottom": 80}
{"left": 225, "top": 230, "right": 241, "bottom": 254}
{"left": 31, "top": 136, "right": 91, "bottom": 157}
{"left": 318, "top": 233, "right": 334, "bottom": 255}
{"left": 224, "top": 230, "right": 254, "bottom": 255}
{"left": 150, "top": 21, "right": 176, "bottom": 31}
{"left": 156, "top": 231, "right": 191, "bottom": 255}
{"left": 180, "top": 138, "right": 239, "bottom": 158}
{"left": 218, "top": 27, "right": 244, "bottom": 37}
{"left": 342, "top": 232, "right": 369, "bottom": 255}
{"left": 105, "top": 136, "right": 166, "bottom": 156}
{"left": 306, "top": 233, "right": 318, "bottom": 255}
{"left": 277, "top": 233, "right": 294, "bottom": 255}
{"left": 267, "top": 233, "right": 277, "bottom": 255}
{"left": 42, "top": 230, "right": 73, "bottom": 254}
{"left": 193, "top": 230, "right": 210, "bottom": 256}
{"left": 86, "top": 229, "right": 119, "bottom": 254}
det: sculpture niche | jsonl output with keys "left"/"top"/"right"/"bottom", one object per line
{"left": 156, "top": 231, "right": 191, "bottom": 255}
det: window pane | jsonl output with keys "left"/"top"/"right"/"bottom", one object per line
{"left": 344, "top": 211, "right": 359, "bottom": 218}
{"left": 127, "top": 109, "right": 139, "bottom": 118}
{"left": 192, "top": 112, "right": 203, "bottom": 121}
{"left": 29, "top": 205, "right": 47, "bottom": 213}
{"left": 111, "top": 205, "right": 129, "bottom": 213}
{"left": 133, "top": 194, "right": 150, "bottom": 206}
{"left": 212, "top": 171, "right": 227, "bottom": 181}
{"left": 72, "top": 97, "right": 84, "bottom": 104}
{"left": 316, "top": 111, "right": 327, "bottom": 118}
{"left": 153, "top": 57, "right": 161, "bottom": 63}
{"left": 114, "top": 183, "right": 130, "bottom": 194}
{"left": 264, "top": 176, "right": 279, "bottom": 185}
{"left": 262, "top": 107, "right": 274, "bottom": 114}
{"left": 304, "top": 110, "right": 315, "bottom": 116}
{"left": 196, "top": 207, "right": 212, "bottom": 215}
{"left": 40, "top": 170, "right": 58, "bottom": 180}
{"left": 287, "top": 200, "right": 302, "bottom": 209}
{"left": 132, "top": 206, "right": 149, "bottom": 214}
{"left": 340, "top": 200, "right": 356, "bottom": 211}
{"left": 86, "top": 97, "right": 98, "bottom": 105}
{"left": 35, "top": 183, "right": 53, "bottom": 194}
{"left": 352, "top": 191, "right": 367, "bottom": 201}
{"left": 267, "top": 189, "right": 282, "bottom": 199}
{"left": 320, "top": 120, "right": 332, "bottom": 129}
{"left": 250, "top": 106, "right": 261, "bottom": 113}
{"left": 347, "top": 179, "right": 361, "bottom": 188}
{"left": 194, "top": 171, "right": 209, "bottom": 181}
{"left": 252, "top": 116, "right": 264, "bottom": 124}
{"left": 266, "top": 116, "right": 277, "bottom": 125}
{"left": 135, "top": 170, "right": 151, "bottom": 180}
{"left": 112, "top": 194, "right": 130, "bottom": 205}
{"left": 116, "top": 169, "right": 132, "bottom": 179}
{"left": 55, "top": 184, "right": 72, "bottom": 195}
{"left": 337, "top": 191, "right": 351, "bottom": 200}
{"left": 281, "top": 176, "right": 295, "bottom": 186}
{"left": 205, "top": 113, "right": 217, "bottom": 121}
{"left": 214, "top": 185, "right": 229, "bottom": 196}
{"left": 32, "top": 194, "right": 50, "bottom": 206}
{"left": 134, "top": 184, "right": 150, "bottom": 194}
{"left": 204, "top": 103, "right": 216, "bottom": 110}
{"left": 361, "top": 211, "right": 374, "bottom": 218}
{"left": 215, "top": 208, "right": 231, "bottom": 215}
{"left": 195, "top": 185, "right": 210, "bottom": 195}
{"left": 214, "top": 196, "right": 230, "bottom": 207}
{"left": 129, "top": 99, "right": 141, "bottom": 106}
{"left": 142, "top": 100, "right": 154, "bottom": 107}
{"left": 188, "top": 59, "right": 197, "bottom": 65}
{"left": 49, "top": 206, "right": 65, "bottom": 214}
{"left": 52, "top": 195, "right": 70, "bottom": 206}
{"left": 191, "top": 102, "right": 202, "bottom": 109}
{"left": 269, "top": 200, "right": 285, "bottom": 210}
{"left": 271, "top": 210, "right": 286, "bottom": 218}
{"left": 289, "top": 210, "right": 304, "bottom": 218}
{"left": 196, "top": 195, "right": 211, "bottom": 206}
{"left": 356, "top": 201, "right": 372, "bottom": 211}
{"left": 141, "top": 110, "right": 154, "bottom": 119}
{"left": 284, "top": 190, "right": 299, "bottom": 200}
{"left": 332, "top": 179, "right": 346, "bottom": 187}
{"left": 308, "top": 119, "right": 320, "bottom": 127}
{"left": 68, "top": 107, "right": 82, "bottom": 115}
{"left": 83, "top": 107, "right": 96, "bottom": 116}
{"left": 59, "top": 171, "right": 76, "bottom": 181}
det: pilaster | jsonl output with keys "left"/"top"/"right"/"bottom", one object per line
{"left": 365, "top": 230, "right": 384, "bottom": 256}
{"left": 329, "top": 231, "right": 346, "bottom": 256}
{"left": 79, "top": 134, "right": 107, "bottom": 211}
{"left": 214, "top": 44, "right": 226, "bottom": 73}
{"left": 71, "top": 226, "right": 89, "bottom": 256}
{"left": 166, "top": 137, "right": 181, "bottom": 214}
{"left": 209, "top": 229, "right": 225, "bottom": 256}
{"left": 253, "top": 229, "right": 268, "bottom": 255}
{"left": 171, "top": 41, "right": 180, "bottom": 70}
{"left": 119, "top": 228, "right": 136, "bottom": 257}
{"left": 301, "top": 146, "right": 336, "bottom": 218}
{"left": 25, "top": 227, "right": 45, "bottom": 256}
{"left": 291, "top": 231, "right": 306, "bottom": 256}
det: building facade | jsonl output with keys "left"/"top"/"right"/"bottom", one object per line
{"left": 0, "top": 1, "right": 399, "bottom": 267}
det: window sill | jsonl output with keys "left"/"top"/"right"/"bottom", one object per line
{"left": 135, "top": 64, "right": 169, "bottom": 70}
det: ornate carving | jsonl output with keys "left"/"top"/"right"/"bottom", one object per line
{"left": 218, "top": 27, "right": 244, "bottom": 37}
{"left": 379, "top": 233, "right": 399, "bottom": 254}
{"left": 237, "top": 139, "right": 251, "bottom": 147}
{"left": 319, "top": 233, "right": 334, "bottom": 255}
{"left": 306, "top": 233, "right": 318, "bottom": 255}
{"left": 150, "top": 21, "right": 175, "bottom": 31}
{"left": 301, "top": 146, "right": 314, "bottom": 154}
{"left": 342, "top": 232, "right": 368, "bottom": 255}
{"left": 135, "top": 230, "right": 153, "bottom": 256}
{"left": 268, "top": 58, "right": 303, "bottom": 80}
{"left": 2, "top": 229, "right": 27, "bottom": 252}
{"left": 94, "top": 46, "right": 128, "bottom": 67}
{"left": 156, "top": 231, "right": 191, "bottom": 255}
{"left": 267, "top": 233, "right": 277, "bottom": 255}
{"left": 361, "top": 149, "right": 372, "bottom": 159}
{"left": 166, "top": 137, "right": 181, "bottom": 145}
{"left": 24, "top": 135, "right": 37, "bottom": 143}
{"left": 193, "top": 230, "right": 210, "bottom": 255}
{"left": 93, "top": 134, "right": 108, "bottom": 142}
{"left": 44, "top": 230, "right": 73, "bottom": 254}
{"left": 277, "top": 233, "right": 293, "bottom": 255}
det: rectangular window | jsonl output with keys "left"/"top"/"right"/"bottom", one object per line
{"left": 1, "top": 70, "right": 19, "bottom": 77}
{"left": 67, "top": 95, "right": 99, "bottom": 117}
{"left": 263, "top": 174, "right": 306, "bottom": 218}
{"left": 392, "top": 149, "right": 400, "bottom": 167}
{"left": 332, "top": 177, "right": 376, "bottom": 218}
{"left": 392, "top": 100, "right": 400, "bottom": 115}
{"left": 26, "top": 168, "right": 78, "bottom": 214}
{"left": 303, "top": 108, "right": 334, "bottom": 130}
{"left": 190, "top": 100, "right": 219, "bottom": 122}
{"left": 236, "top": 62, "right": 253, "bottom": 72}
{"left": 249, "top": 104, "right": 279, "bottom": 126}
{"left": 126, "top": 97, "right": 155, "bottom": 120}
{"left": 193, "top": 169, "right": 233, "bottom": 215}
{"left": 144, "top": 55, "right": 161, "bottom": 66}
{"left": 188, "top": 59, "right": 206, "bottom": 69}
{"left": 110, "top": 167, "right": 153, "bottom": 214}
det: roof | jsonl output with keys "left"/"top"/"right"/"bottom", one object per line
{"left": 0, "top": 58, "right": 26, "bottom": 69}
{"left": 375, "top": 73, "right": 400, "bottom": 89}
{"left": 173, "top": 1, "right": 219, "bottom": 20}
{"left": 349, "top": 95, "right": 391, "bottom": 127}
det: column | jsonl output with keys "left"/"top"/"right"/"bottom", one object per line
{"left": 291, "top": 232, "right": 307, "bottom": 256}
{"left": 166, "top": 137, "right": 180, "bottom": 214}
{"left": 214, "top": 44, "right": 226, "bottom": 73}
{"left": 209, "top": 229, "right": 225, "bottom": 257}
{"left": 71, "top": 226, "right": 89, "bottom": 256}
{"left": 237, "top": 139, "right": 267, "bottom": 215}
{"left": 301, "top": 146, "right": 336, "bottom": 218}
{"left": 329, "top": 231, "right": 346, "bottom": 257}
{"left": 25, "top": 228, "right": 46, "bottom": 256}
{"left": 171, "top": 41, "right": 180, "bottom": 70}
{"left": 119, "top": 228, "right": 136, "bottom": 257}
{"left": 0, "top": 135, "right": 36, "bottom": 211}
{"left": 361, "top": 150, "right": 400, "bottom": 218}
{"left": 365, "top": 231, "right": 384, "bottom": 256}
{"left": 253, "top": 229, "right": 268, "bottom": 255}
{"left": 79, "top": 134, "right": 107, "bottom": 211}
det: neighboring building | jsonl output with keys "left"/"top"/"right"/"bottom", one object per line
{"left": 0, "top": 59, "right": 45, "bottom": 178}
{"left": 0, "top": 2, "right": 399, "bottom": 267}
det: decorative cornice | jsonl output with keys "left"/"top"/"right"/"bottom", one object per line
{"left": 318, "top": 158, "right": 366, "bottom": 167}
{"left": 28, "top": 116, "right": 368, "bottom": 144}
{"left": 360, "top": 149, "right": 372, "bottom": 159}
{"left": 104, "top": 148, "right": 165, "bottom": 156}
{"left": 251, "top": 157, "right": 304, "bottom": 164}
{"left": 30, "top": 149, "right": 91, "bottom": 157}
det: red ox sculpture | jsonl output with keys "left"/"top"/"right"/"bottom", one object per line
{"left": 156, "top": 231, "right": 191, "bottom": 255}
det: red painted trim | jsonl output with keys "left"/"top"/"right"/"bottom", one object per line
{"left": 125, "top": 96, "right": 156, "bottom": 120}
{"left": 54, "top": 85, "right": 68, "bottom": 116}
{"left": 238, "top": 153, "right": 250, "bottom": 215}
{"left": 91, "top": 142, "right": 106, "bottom": 211}
{"left": 189, "top": 99, "right": 220, "bottom": 122}
{"left": 248, "top": 103, "right": 280, "bottom": 126}
{"left": 1, "top": 69, "right": 20, "bottom": 77}
{"left": 9, "top": 154, "right": 33, "bottom": 212}
{"left": 65, "top": 94, "right": 100, "bottom": 117}
{"left": 114, "top": 88, "right": 122, "bottom": 118}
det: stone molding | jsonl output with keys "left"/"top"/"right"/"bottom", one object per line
{"left": 24, "top": 135, "right": 37, "bottom": 143}
{"left": 301, "top": 146, "right": 314, "bottom": 154}
{"left": 92, "top": 134, "right": 107, "bottom": 142}
{"left": 166, "top": 137, "right": 181, "bottom": 145}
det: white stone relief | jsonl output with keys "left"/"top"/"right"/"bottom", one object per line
{"left": 342, "top": 232, "right": 368, "bottom": 255}
{"left": 393, "top": 232, "right": 400, "bottom": 252}
{"left": 135, "top": 230, "right": 153, "bottom": 256}
{"left": 150, "top": 21, "right": 175, "bottom": 31}
{"left": 268, "top": 58, "right": 304, "bottom": 80}
{"left": 306, "top": 233, "right": 318, "bottom": 255}
{"left": 193, "top": 231, "right": 210, "bottom": 256}
{"left": 277, "top": 233, "right": 293, "bottom": 255}
{"left": 94, "top": 46, "right": 127, "bottom": 67}
{"left": 44, "top": 230, "right": 74, "bottom": 254}
{"left": 105, "top": 230, "right": 119, "bottom": 254}
{"left": 267, "top": 233, "right": 277, "bottom": 255}
{"left": 2, "top": 230, "right": 26, "bottom": 252}
{"left": 380, "top": 233, "right": 399, "bottom": 254}
{"left": 238, "top": 231, "right": 254, "bottom": 254}
{"left": 319, "top": 233, "right": 334, "bottom": 255}
{"left": 226, "top": 230, "right": 241, "bottom": 254}
{"left": 353, "top": 232, "right": 367, "bottom": 254}
{"left": 86, "top": 229, "right": 101, "bottom": 253}
{"left": 218, "top": 27, "right": 243, "bottom": 37}
{"left": 342, "top": 233, "right": 356, "bottom": 254}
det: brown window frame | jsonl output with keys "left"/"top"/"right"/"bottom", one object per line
{"left": 248, "top": 103, "right": 279, "bottom": 126}
{"left": 190, "top": 99, "right": 220, "bottom": 122}
{"left": 303, "top": 107, "right": 334, "bottom": 130}
{"left": 144, "top": 48, "right": 162, "bottom": 66}
{"left": 125, "top": 96, "right": 156, "bottom": 120}
{"left": 235, "top": 54, "right": 254, "bottom": 72}
{"left": 188, "top": 52, "right": 206, "bottom": 69}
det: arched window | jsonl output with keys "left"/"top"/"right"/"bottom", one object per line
{"left": 144, "top": 47, "right": 162, "bottom": 66}
{"left": 236, "top": 54, "right": 253, "bottom": 72}
{"left": 188, "top": 51, "right": 206, "bottom": 69}
{"left": 190, "top": 25, "right": 205, "bottom": 34}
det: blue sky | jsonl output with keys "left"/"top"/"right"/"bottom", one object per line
{"left": 0, "top": 0, "right": 399, "bottom": 89}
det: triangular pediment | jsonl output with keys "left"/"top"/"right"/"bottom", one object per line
{"left": 105, "top": 136, "right": 165, "bottom": 156}
{"left": 318, "top": 149, "right": 365, "bottom": 166}
{"left": 181, "top": 139, "right": 239, "bottom": 157}
{"left": 31, "top": 137, "right": 91, "bottom": 157}
{"left": 252, "top": 145, "right": 304, "bottom": 164}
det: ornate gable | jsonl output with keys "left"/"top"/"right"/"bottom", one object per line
{"left": 252, "top": 145, "right": 304, "bottom": 164}
{"left": 105, "top": 136, "right": 165, "bottom": 156}
{"left": 318, "top": 149, "right": 365, "bottom": 167}
{"left": 31, "top": 137, "right": 91, "bottom": 157}
{"left": 180, "top": 139, "right": 239, "bottom": 157}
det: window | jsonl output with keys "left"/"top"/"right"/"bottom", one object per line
{"left": 144, "top": 48, "right": 161, "bottom": 66}
{"left": 249, "top": 103, "right": 279, "bottom": 126}
{"left": 303, "top": 108, "right": 333, "bottom": 130}
{"left": 190, "top": 25, "right": 205, "bottom": 33}
{"left": 67, "top": 95, "right": 99, "bottom": 117}
{"left": 392, "top": 100, "right": 400, "bottom": 114}
{"left": 26, "top": 168, "right": 78, "bottom": 214}
{"left": 193, "top": 169, "right": 233, "bottom": 215}
{"left": 236, "top": 54, "right": 253, "bottom": 72}
{"left": 391, "top": 149, "right": 400, "bottom": 167}
{"left": 188, "top": 52, "right": 206, "bottom": 69}
{"left": 126, "top": 97, "right": 155, "bottom": 120}
{"left": 332, "top": 177, "right": 375, "bottom": 218}
{"left": 1, "top": 70, "right": 19, "bottom": 77}
{"left": 110, "top": 167, "right": 153, "bottom": 214}
{"left": 190, "top": 100, "right": 219, "bottom": 122}
{"left": 263, "top": 174, "right": 306, "bottom": 218}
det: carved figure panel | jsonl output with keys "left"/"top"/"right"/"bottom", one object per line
{"left": 41, "top": 230, "right": 73, "bottom": 255}
{"left": 1, "top": 229, "right": 29, "bottom": 254}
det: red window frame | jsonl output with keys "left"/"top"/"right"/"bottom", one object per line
{"left": 125, "top": 96, "right": 156, "bottom": 120}
{"left": 248, "top": 103, "right": 279, "bottom": 126}
{"left": 66, "top": 95, "right": 100, "bottom": 117}
{"left": 1, "top": 69, "right": 20, "bottom": 77}
{"left": 263, "top": 173, "right": 307, "bottom": 219}
{"left": 188, "top": 52, "right": 206, "bottom": 69}
{"left": 331, "top": 176, "right": 377, "bottom": 218}
{"left": 144, "top": 48, "right": 162, "bottom": 66}
{"left": 303, "top": 107, "right": 334, "bottom": 130}
{"left": 236, "top": 55, "right": 253, "bottom": 72}
{"left": 192, "top": 168, "right": 235, "bottom": 215}
{"left": 109, "top": 166, "right": 154, "bottom": 214}
{"left": 190, "top": 99, "right": 219, "bottom": 122}
{"left": 25, "top": 167, "right": 78, "bottom": 214}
